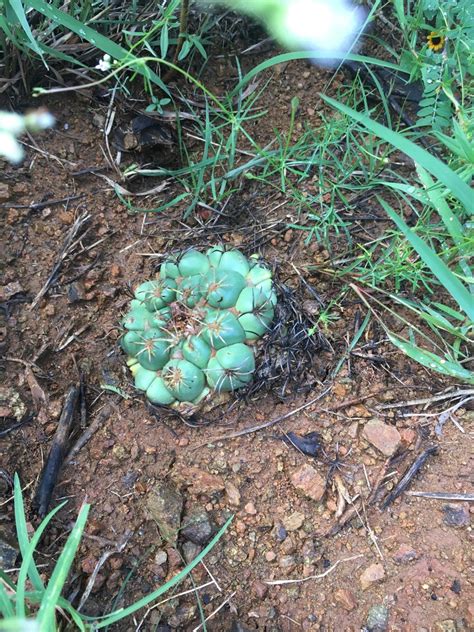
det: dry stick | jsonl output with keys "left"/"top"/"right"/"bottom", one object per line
{"left": 265, "top": 554, "right": 363, "bottom": 586}
{"left": 162, "top": 0, "right": 189, "bottom": 84}
{"left": 325, "top": 500, "right": 363, "bottom": 537}
{"left": 0, "top": 413, "right": 34, "bottom": 438}
{"left": 326, "top": 456, "right": 393, "bottom": 537}
{"left": 34, "top": 385, "right": 79, "bottom": 516}
{"left": 192, "top": 387, "right": 381, "bottom": 448}
{"left": 78, "top": 529, "right": 133, "bottom": 611}
{"left": 30, "top": 212, "right": 91, "bottom": 309}
{"left": 65, "top": 397, "right": 121, "bottom": 464}
{"left": 376, "top": 389, "right": 474, "bottom": 410}
{"left": 0, "top": 194, "right": 84, "bottom": 211}
{"left": 192, "top": 591, "right": 237, "bottom": 632}
{"left": 380, "top": 446, "right": 438, "bottom": 510}
{"left": 192, "top": 386, "right": 333, "bottom": 447}
{"left": 136, "top": 581, "right": 216, "bottom": 632}
{"left": 406, "top": 492, "right": 474, "bottom": 502}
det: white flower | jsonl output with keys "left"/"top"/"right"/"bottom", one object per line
{"left": 0, "top": 130, "right": 24, "bottom": 164}
{"left": 0, "top": 109, "right": 54, "bottom": 164}
{"left": 283, "top": 0, "right": 365, "bottom": 59}
{"left": 0, "top": 111, "right": 25, "bottom": 135}
{"left": 95, "top": 54, "right": 112, "bottom": 72}
{"left": 24, "top": 110, "right": 55, "bottom": 131}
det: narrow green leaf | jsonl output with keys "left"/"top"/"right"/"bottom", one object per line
{"left": 36, "top": 503, "right": 90, "bottom": 629}
{"left": 93, "top": 515, "right": 233, "bottom": 628}
{"left": 416, "top": 165, "right": 467, "bottom": 256}
{"left": 7, "top": 0, "right": 45, "bottom": 61}
{"left": 232, "top": 52, "right": 406, "bottom": 98}
{"left": 100, "top": 383, "right": 130, "bottom": 398}
{"left": 388, "top": 333, "right": 474, "bottom": 383}
{"left": 321, "top": 94, "right": 473, "bottom": 212}
{"left": 13, "top": 475, "right": 44, "bottom": 593}
{"left": 0, "top": 582, "right": 15, "bottom": 618}
{"left": 16, "top": 502, "right": 65, "bottom": 619}
{"left": 379, "top": 198, "right": 474, "bottom": 320}
{"left": 160, "top": 24, "right": 169, "bottom": 58}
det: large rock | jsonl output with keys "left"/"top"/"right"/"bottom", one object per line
{"left": 334, "top": 588, "right": 357, "bottom": 611}
{"left": 181, "top": 508, "right": 215, "bottom": 545}
{"left": 178, "top": 467, "right": 225, "bottom": 495}
{"left": 360, "top": 563, "right": 385, "bottom": 590}
{"left": 442, "top": 503, "right": 470, "bottom": 527}
{"left": 291, "top": 464, "right": 325, "bottom": 501}
{"left": 283, "top": 511, "right": 305, "bottom": 531}
{"left": 146, "top": 479, "right": 183, "bottom": 546}
{"left": 0, "top": 528, "right": 18, "bottom": 570}
{"left": 363, "top": 419, "right": 401, "bottom": 456}
{"left": 225, "top": 481, "right": 241, "bottom": 506}
{"left": 366, "top": 604, "right": 389, "bottom": 631}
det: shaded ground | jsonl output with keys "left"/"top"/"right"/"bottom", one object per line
{"left": 1, "top": 52, "right": 473, "bottom": 632}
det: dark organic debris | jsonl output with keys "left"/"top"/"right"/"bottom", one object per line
{"left": 282, "top": 431, "right": 322, "bottom": 457}
{"left": 34, "top": 385, "right": 80, "bottom": 516}
{"left": 30, "top": 212, "right": 92, "bottom": 309}
{"left": 243, "top": 270, "right": 330, "bottom": 401}
{"left": 0, "top": 469, "right": 13, "bottom": 497}
{"left": 112, "top": 115, "right": 176, "bottom": 152}
{"left": 0, "top": 412, "right": 34, "bottom": 438}
{"left": 380, "top": 446, "right": 438, "bottom": 510}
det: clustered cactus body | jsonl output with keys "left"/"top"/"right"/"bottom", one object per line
{"left": 121, "top": 247, "right": 276, "bottom": 412}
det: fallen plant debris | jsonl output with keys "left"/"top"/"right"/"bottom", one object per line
{"left": 34, "top": 385, "right": 80, "bottom": 516}
{"left": 281, "top": 430, "right": 322, "bottom": 457}
{"left": 381, "top": 446, "right": 439, "bottom": 510}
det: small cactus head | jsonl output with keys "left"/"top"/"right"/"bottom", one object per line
{"left": 121, "top": 247, "right": 275, "bottom": 413}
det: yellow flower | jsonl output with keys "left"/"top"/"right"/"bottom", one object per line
{"left": 427, "top": 32, "right": 445, "bottom": 52}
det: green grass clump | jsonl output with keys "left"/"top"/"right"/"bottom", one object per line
{"left": 0, "top": 475, "right": 231, "bottom": 630}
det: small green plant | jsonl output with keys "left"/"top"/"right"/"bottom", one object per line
{"left": 0, "top": 475, "right": 232, "bottom": 630}
{"left": 392, "top": 0, "right": 474, "bottom": 129}
{"left": 0, "top": 0, "right": 209, "bottom": 100}
{"left": 122, "top": 246, "right": 276, "bottom": 411}
{"left": 323, "top": 95, "right": 474, "bottom": 383}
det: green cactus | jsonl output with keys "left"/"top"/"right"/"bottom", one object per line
{"left": 121, "top": 247, "right": 276, "bottom": 411}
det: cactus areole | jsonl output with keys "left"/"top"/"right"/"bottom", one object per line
{"left": 121, "top": 247, "right": 276, "bottom": 413}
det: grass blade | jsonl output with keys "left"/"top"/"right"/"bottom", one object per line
{"left": 6, "top": 0, "right": 45, "bottom": 61}
{"left": 0, "top": 582, "right": 15, "bottom": 618}
{"left": 231, "top": 52, "right": 405, "bottom": 97}
{"left": 13, "top": 475, "right": 44, "bottom": 593}
{"left": 378, "top": 197, "right": 474, "bottom": 320}
{"left": 16, "top": 503, "right": 66, "bottom": 619}
{"left": 93, "top": 515, "right": 233, "bottom": 628}
{"left": 415, "top": 165, "right": 465, "bottom": 249}
{"left": 321, "top": 95, "right": 473, "bottom": 211}
{"left": 36, "top": 503, "right": 90, "bottom": 629}
{"left": 387, "top": 333, "right": 474, "bottom": 383}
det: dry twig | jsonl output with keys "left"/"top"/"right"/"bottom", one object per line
{"left": 30, "top": 212, "right": 91, "bottom": 309}
{"left": 265, "top": 554, "right": 363, "bottom": 586}
{"left": 34, "top": 385, "right": 79, "bottom": 516}
{"left": 381, "top": 446, "right": 438, "bottom": 510}
{"left": 406, "top": 491, "right": 474, "bottom": 502}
